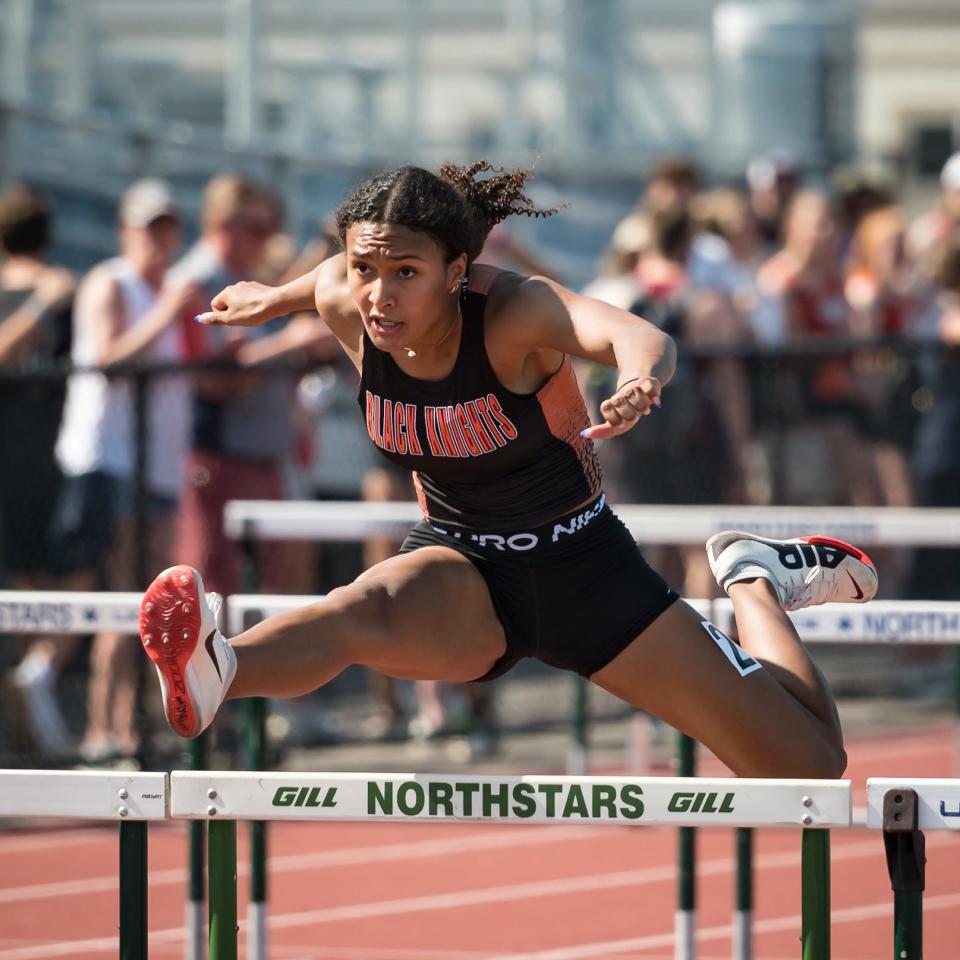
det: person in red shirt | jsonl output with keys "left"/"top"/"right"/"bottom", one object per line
{"left": 757, "top": 191, "right": 872, "bottom": 505}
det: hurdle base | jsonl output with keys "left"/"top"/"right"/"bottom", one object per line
{"left": 674, "top": 909, "right": 694, "bottom": 960}
{"left": 248, "top": 902, "right": 267, "bottom": 960}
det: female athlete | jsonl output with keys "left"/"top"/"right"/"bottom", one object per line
{"left": 140, "top": 163, "right": 877, "bottom": 777}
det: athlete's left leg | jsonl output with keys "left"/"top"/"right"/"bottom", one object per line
{"left": 591, "top": 595, "right": 843, "bottom": 777}
{"left": 590, "top": 533, "right": 876, "bottom": 778}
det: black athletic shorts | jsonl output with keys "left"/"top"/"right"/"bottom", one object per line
{"left": 400, "top": 493, "right": 680, "bottom": 681}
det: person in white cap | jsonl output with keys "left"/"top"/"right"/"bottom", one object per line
{"left": 907, "top": 150, "right": 960, "bottom": 274}
{"left": 51, "top": 178, "right": 202, "bottom": 762}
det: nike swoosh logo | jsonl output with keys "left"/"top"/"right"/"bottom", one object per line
{"left": 204, "top": 630, "right": 223, "bottom": 681}
{"left": 846, "top": 571, "right": 864, "bottom": 600}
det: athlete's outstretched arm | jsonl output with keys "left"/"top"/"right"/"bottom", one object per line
{"left": 505, "top": 276, "right": 677, "bottom": 440}
{"left": 196, "top": 263, "right": 324, "bottom": 327}
{"left": 194, "top": 253, "right": 363, "bottom": 361}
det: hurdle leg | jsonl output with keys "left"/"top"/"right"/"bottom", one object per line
{"left": 187, "top": 734, "right": 209, "bottom": 960}
{"left": 882, "top": 789, "right": 925, "bottom": 960}
{"left": 208, "top": 820, "right": 238, "bottom": 960}
{"left": 733, "top": 827, "right": 752, "bottom": 960}
{"left": 625, "top": 711, "right": 653, "bottom": 774}
{"left": 676, "top": 733, "right": 696, "bottom": 960}
{"left": 567, "top": 675, "right": 588, "bottom": 775}
{"left": 247, "top": 695, "right": 269, "bottom": 960}
{"left": 800, "top": 830, "right": 830, "bottom": 960}
{"left": 119, "top": 820, "right": 148, "bottom": 960}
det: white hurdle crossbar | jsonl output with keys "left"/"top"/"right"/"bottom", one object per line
{"left": 0, "top": 590, "right": 142, "bottom": 633}
{"left": 224, "top": 500, "right": 960, "bottom": 546}
{"left": 171, "top": 770, "right": 850, "bottom": 827}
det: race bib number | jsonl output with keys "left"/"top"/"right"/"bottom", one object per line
{"left": 701, "top": 620, "right": 762, "bottom": 677}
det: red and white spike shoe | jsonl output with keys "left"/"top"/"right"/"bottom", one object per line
{"left": 139, "top": 565, "right": 236, "bottom": 738}
{"left": 706, "top": 531, "right": 878, "bottom": 612}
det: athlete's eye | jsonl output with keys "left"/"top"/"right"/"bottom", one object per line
{"left": 353, "top": 263, "right": 370, "bottom": 276}
{"left": 398, "top": 266, "right": 417, "bottom": 278}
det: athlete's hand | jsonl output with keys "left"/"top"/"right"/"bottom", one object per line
{"left": 581, "top": 375, "right": 662, "bottom": 441}
{"left": 195, "top": 281, "right": 278, "bottom": 327}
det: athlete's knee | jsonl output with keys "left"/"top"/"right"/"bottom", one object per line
{"left": 325, "top": 579, "right": 399, "bottom": 649}
{"left": 820, "top": 738, "right": 847, "bottom": 779}
{"left": 778, "top": 735, "right": 846, "bottom": 780}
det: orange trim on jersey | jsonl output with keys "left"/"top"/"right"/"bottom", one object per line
{"left": 412, "top": 472, "right": 429, "bottom": 518}
{"left": 536, "top": 356, "right": 602, "bottom": 497}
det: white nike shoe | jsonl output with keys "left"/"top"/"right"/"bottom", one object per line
{"left": 139, "top": 565, "right": 237, "bottom": 738}
{"left": 706, "top": 531, "right": 878, "bottom": 612}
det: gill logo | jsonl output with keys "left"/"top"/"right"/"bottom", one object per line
{"left": 667, "top": 791, "right": 736, "bottom": 814}
{"left": 272, "top": 786, "right": 338, "bottom": 808}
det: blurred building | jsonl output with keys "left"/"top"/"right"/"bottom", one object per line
{"left": 0, "top": 0, "right": 958, "bottom": 282}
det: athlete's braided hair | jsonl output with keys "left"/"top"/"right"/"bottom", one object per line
{"left": 334, "top": 162, "right": 557, "bottom": 263}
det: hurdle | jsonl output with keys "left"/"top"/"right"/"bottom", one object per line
{"left": 222, "top": 501, "right": 960, "bottom": 960}
{"left": 0, "top": 588, "right": 217, "bottom": 960}
{"left": 0, "top": 769, "right": 167, "bottom": 960}
{"left": 223, "top": 500, "right": 960, "bottom": 774}
{"left": 169, "top": 770, "right": 851, "bottom": 960}
{"left": 710, "top": 598, "right": 960, "bottom": 960}
{"left": 867, "top": 778, "right": 960, "bottom": 960}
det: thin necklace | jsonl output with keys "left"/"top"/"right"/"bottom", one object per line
{"left": 404, "top": 299, "right": 462, "bottom": 358}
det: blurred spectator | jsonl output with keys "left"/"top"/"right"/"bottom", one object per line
{"left": 599, "top": 207, "right": 744, "bottom": 596}
{"left": 847, "top": 207, "right": 917, "bottom": 340}
{"left": 52, "top": 178, "right": 197, "bottom": 761}
{"left": 173, "top": 174, "right": 322, "bottom": 597}
{"left": 581, "top": 214, "right": 650, "bottom": 310}
{"left": 477, "top": 222, "right": 563, "bottom": 283}
{"left": 845, "top": 207, "right": 921, "bottom": 509}
{"left": 689, "top": 188, "right": 783, "bottom": 341}
{"left": 643, "top": 156, "right": 702, "bottom": 215}
{"left": 832, "top": 168, "right": 895, "bottom": 260}
{"left": 908, "top": 240, "right": 960, "bottom": 599}
{"left": 746, "top": 150, "right": 802, "bottom": 251}
{"left": 0, "top": 184, "right": 76, "bottom": 756}
{"left": 907, "top": 151, "right": 960, "bottom": 275}
{"left": 757, "top": 190, "right": 873, "bottom": 506}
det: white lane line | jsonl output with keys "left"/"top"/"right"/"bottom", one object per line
{"left": 248, "top": 946, "right": 489, "bottom": 959}
{"left": 482, "top": 891, "right": 960, "bottom": 959}
{"left": 0, "top": 829, "right": 121, "bottom": 855}
{"left": 0, "top": 832, "right": 953, "bottom": 959}
{"left": 261, "top": 832, "right": 941, "bottom": 931}
{"left": 0, "top": 825, "right": 602, "bottom": 904}
{"left": 3, "top": 885, "right": 959, "bottom": 960}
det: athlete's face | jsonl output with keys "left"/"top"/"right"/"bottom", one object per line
{"left": 345, "top": 222, "right": 466, "bottom": 353}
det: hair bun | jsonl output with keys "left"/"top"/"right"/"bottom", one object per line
{"left": 438, "top": 161, "right": 557, "bottom": 233}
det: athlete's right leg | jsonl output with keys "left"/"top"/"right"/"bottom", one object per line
{"left": 139, "top": 546, "right": 507, "bottom": 738}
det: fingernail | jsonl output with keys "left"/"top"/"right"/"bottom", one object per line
{"left": 579, "top": 429, "right": 589, "bottom": 438}
{"left": 194, "top": 315, "right": 204, "bottom": 324}
{"left": 653, "top": 398, "right": 662, "bottom": 408}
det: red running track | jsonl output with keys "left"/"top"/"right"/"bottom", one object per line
{"left": 0, "top": 725, "right": 958, "bottom": 960}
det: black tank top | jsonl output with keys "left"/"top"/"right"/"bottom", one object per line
{"left": 358, "top": 274, "right": 602, "bottom": 530}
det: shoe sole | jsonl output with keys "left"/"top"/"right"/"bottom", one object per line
{"left": 139, "top": 565, "right": 204, "bottom": 738}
